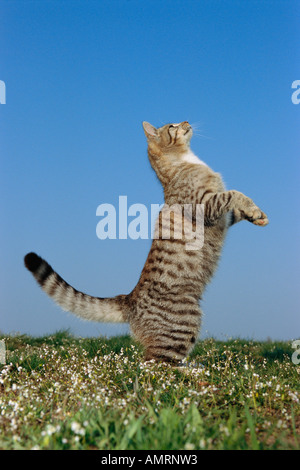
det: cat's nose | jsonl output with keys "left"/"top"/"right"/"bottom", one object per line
{"left": 182, "top": 121, "right": 190, "bottom": 129}
{"left": 182, "top": 121, "right": 191, "bottom": 132}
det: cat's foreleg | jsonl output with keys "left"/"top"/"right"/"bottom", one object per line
{"left": 201, "top": 190, "right": 268, "bottom": 226}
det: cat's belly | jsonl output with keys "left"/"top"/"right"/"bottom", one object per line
{"left": 133, "top": 220, "right": 227, "bottom": 303}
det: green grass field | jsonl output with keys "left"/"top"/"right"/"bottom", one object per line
{"left": 0, "top": 331, "right": 299, "bottom": 450}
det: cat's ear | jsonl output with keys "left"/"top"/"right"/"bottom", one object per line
{"left": 142, "top": 122, "right": 158, "bottom": 140}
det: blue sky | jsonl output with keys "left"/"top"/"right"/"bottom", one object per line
{"left": 0, "top": 0, "right": 299, "bottom": 340}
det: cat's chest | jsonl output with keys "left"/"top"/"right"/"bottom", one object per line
{"left": 181, "top": 151, "right": 208, "bottom": 166}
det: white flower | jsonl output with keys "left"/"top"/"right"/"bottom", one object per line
{"left": 219, "top": 424, "right": 230, "bottom": 436}
{"left": 41, "top": 424, "right": 58, "bottom": 436}
{"left": 288, "top": 391, "right": 299, "bottom": 403}
{"left": 199, "top": 438, "right": 206, "bottom": 449}
{"left": 184, "top": 443, "right": 195, "bottom": 450}
{"left": 71, "top": 421, "right": 85, "bottom": 436}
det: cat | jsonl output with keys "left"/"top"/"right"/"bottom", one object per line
{"left": 24, "top": 121, "right": 268, "bottom": 364}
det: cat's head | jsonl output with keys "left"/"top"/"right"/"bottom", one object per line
{"left": 142, "top": 121, "right": 192, "bottom": 155}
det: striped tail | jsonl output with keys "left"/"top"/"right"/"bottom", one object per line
{"left": 24, "top": 252, "right": 127, "bottom": 323}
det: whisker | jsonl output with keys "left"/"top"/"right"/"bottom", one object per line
{"left": 192, "top": 131, "right": 213, "bottom": 140}
{"left": 190, "top": 121, "right": 204, "bottom": 130}
{"left": 190, "top": 122, "right": 213, "bottom": 140}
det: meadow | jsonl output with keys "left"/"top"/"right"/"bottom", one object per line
{"left": 0, "top": 331, "right": 299, "bottom": 450}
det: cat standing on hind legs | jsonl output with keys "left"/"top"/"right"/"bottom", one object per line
{"left": 24, "top": 120, "right": 268, "bottom": 365}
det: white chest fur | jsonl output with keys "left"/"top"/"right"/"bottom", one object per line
{"left": 181, "top": 150, "right": 207, "bottom": 166}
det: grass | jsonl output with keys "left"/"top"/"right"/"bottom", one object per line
{"left": 0, "top": 330, "right": 299, "bottom": 450}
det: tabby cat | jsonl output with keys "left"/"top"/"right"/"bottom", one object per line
{"left": 24, "top": 121, "right": 268, "bottom": 364}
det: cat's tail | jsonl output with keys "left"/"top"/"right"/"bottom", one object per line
{"left": 24, "top": 252, "right": 128, "bottom": 323}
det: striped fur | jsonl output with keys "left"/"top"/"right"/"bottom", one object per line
{"left": 24, "top": 121, "right": 268, "bottom": 364}
{"left": 24, "top": 253, "right": 127, "bottom": 323}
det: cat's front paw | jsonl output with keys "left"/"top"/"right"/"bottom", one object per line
{"left": 247, "top": 207, "right": 269, "bottom": 226}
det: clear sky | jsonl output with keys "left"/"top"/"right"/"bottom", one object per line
{"left": 0, "top": 0, "right": 299, "bottom": 340}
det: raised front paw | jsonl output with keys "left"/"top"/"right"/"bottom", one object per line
{"left": 246, "top": 207, "right": 269, "bottom": 226}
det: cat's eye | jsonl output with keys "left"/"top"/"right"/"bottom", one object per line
{"left": 169, "top": 125, "right": 174, "bottom": 129}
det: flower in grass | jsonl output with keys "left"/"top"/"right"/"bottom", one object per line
{"left": 199, "top": 438, "right": 206, "bottom": 449}
{"left": 184, "top": 442, "right": 195, "bottom": 450}
{"left": 41, "top": 424, "right": 60, "bottom": 436}
{"left": 71, "top": 421, "right": 85, "bottom": 436}
{"left": 288, "top": 391, "right": 299, "bottom": 403}
{"left": 219, "top": 423, "right": 230, "bottom": 436}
